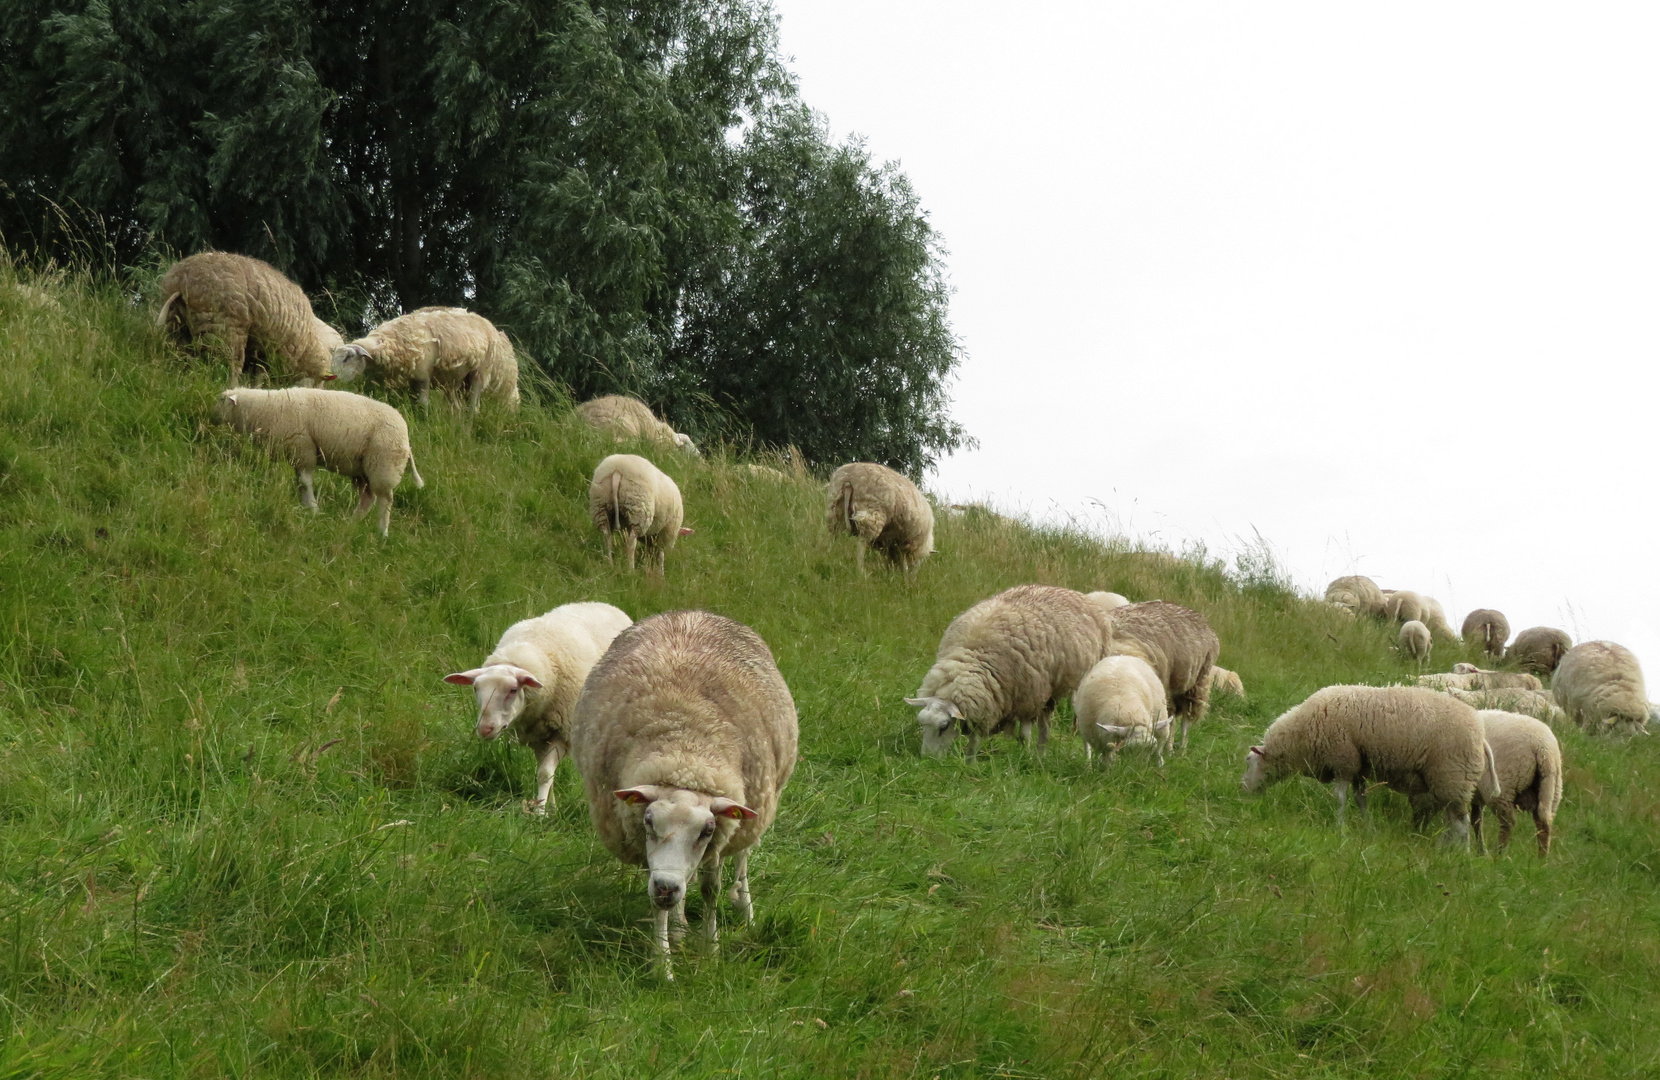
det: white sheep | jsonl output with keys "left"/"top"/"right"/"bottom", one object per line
{"left": 443, "top": 602, "right": 632, "bottom": 813}
{"left": 1104, "top": 601, "right": 1220, "bottom": 749}
{"left": 158, "top": 251, "right": 341, "bottom": 385}
{"left": 211, "top": 387, "right": 423, "bottom": 537}
{"left": 330, "top": 306, "right": 520, "bottom": 411}
{"left": 825, "top": 462, "right": 934, "bottom": 573}
{"left": 1209, "top": 666, "right": 1246, "bottom": 700}
{"left": 1461, "top": 608, "right": 1510, "bottom": 658}
{"left": 1552, "top": 641, "right": 1649, "bottom": 735}
{"left": 1073, "top": 655, "right": 1172, "bottom": 768}
{"left": 1467, "top": 710, "right": 1563, "bottom": 856}
{"left": 1241, "top": 685, "right": 1500, "bottom": 845}
{"left": 1325, "top": 575, "right": 1385, "bottom": 618}
{"left": 907, "top": 585, "right": 1111, "bottom": 759}
{"left": 1447, "top": 688, "right": 1567, "bottom": 727}
{"left": 1399, "top": 620, "right": 1432, "bottom": 663}
{"left": 1507, "top": 626, "right": 1573, "bottom": 675}
{"left": 575, "top": 395, "right": 698, "bottom": 454}
{"left": 571, "top": 610, "right": 797, "bottom": 979}
{"left": 588, "top": 454, "right": 687, "bottom": 575}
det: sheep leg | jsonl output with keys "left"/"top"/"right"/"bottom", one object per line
{"left": 624, "top": 530, "right": 639, "bottom": 571}
{"left": 352, "top": 479, "right": 374, "bottom": 516}
{"left": 1495, "top": 803, "right": 1516, "bottom": 854}
{"left": 1440, "top": 805, "right": 1472, "bottom": 848}
{"left": 1036, "top": 709, "right": 1051, "bottom": 752}
{"left": 375, "top": 494, "right": 393, "bottom": 538}
{"left": 1535, "top": 812, "right": 1552, "bottom": 857}
{"left": 654, "top": 908, "right": 674, "bottom": 981}
{"left": 699, "top": 859, "right": 722, "bottom": 951}
{"left": 671, "top": 893, "right": 689, "bottom": 944}
{"left": 1019, "top": 721, "right": 1033, "bottom": 747}
{"left": 295, "top": 468, "right": 318, "bottom": 511}
{"left": 965, "top": 731, "right": 981, "bottom": 760}
{"left": 856, "top": 542, "right": 866, "bottom": 576}
{"left": 466, "top": 373, "right": 483, "bottom": 414}
{"left": 601, "top": 525, "right": 613, "bottom": 563}
{"left": 1353, "top": 776, "right": 1368, "bottom": 812}
{"left": 528, "top": 742, "right": 561, "bottom": 814}
{"left": 1471, "top": 801, "right": 1487, "bottom": 854}
{"left": 729, "top": 849, "right": 753, "bottom": 925}
{"left": 410, "top": 378, "right": 431, "bottom": 408}
{"left": 655, "top": 545, "right": 666, "bottom": 578}
{"left": 226, "top": 328, "right": 249, "bottom": 386}
{"left": 1332, "top": 779, "right": 1351, "bottom": 826}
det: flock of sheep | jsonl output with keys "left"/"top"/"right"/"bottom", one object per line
{"left": 152, "top": 249, "right": 1644, "bottom": 977}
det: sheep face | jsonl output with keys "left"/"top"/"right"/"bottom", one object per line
{"left": 906, "top": 696, "right": 962, "bottom": 757}
{"left": 1096, "top": 720, "right": 1170, "bottom": 755}
{"left": 614, "top": 787, "right": 756, "bottom": 910}
{"left": 210, "top": 389, "right": 241, "bottom": 425}
{"left": 673, "top": 432, "right": 700, "bottom": 455}
{"left": 443, "top": 665, "right": 543, "bottom": 740}
{"left": 1240, "top": 745, "right": 1272, "bottom": 793}
{"left": 329, "top": 344, "right": 371, "bottom": 383}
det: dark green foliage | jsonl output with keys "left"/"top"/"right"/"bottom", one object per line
{"left": 0, "top": 0, "right": 968, "bottom": 470}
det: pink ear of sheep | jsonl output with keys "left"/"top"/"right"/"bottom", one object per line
{"left": 709, "top": 798, "right": 757, "bottom": 820}
{"left": 1249, "top": 746, "right": 1265, "bottom": 757}
{"left": 679, "top": 527, "right": 695, "bottom": 536}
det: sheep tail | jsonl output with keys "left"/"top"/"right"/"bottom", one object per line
{"left": 157, "top": 291, "right": 181, "bottom": 328}
{"left": 1536, "top": 746, "right": 1561, "bottom": 818}
{"left": 407, "top": 451, "right": 425, "bottom": 489}
{"left": 842, "top": 483, "right": 856, "bottom": 535}
{"left": 611, "top": 469, "right": 622, "bottom": 529}
{"left": 1479, "top": 740, "right": 1501, "bottom": 801}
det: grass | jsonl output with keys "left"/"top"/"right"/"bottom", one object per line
{"left": 2, "top": 256, "right": 1659, "bottom": 1078}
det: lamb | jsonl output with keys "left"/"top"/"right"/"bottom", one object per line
{"left": 1073, "top": 655, "right": 1172, "bottom": 768}
{"left": 329, "top": 306, "right": 520, "bottom": 411}
{"left": 1465, "top": 710, "right": 1562, "bottom": 856}
{"left": 575, "top": 395, "right": 698, "bottom": 454}
{"left": 1241, "top": 685, "right": 1500, "bottom": 845}
{"left": 1461, "top": 609, "right": 1511, "bottom": 658}
{"left": 1447, "top": 688, "right": 1567, "bottom": 726}
{"left": 1103, "top": 601, "right": 1220, "bottom": 749}
{"left": 571, "top": 610, "right": 797, "bottom": 979}
{"left": 825, "top": 462, "right": 935, "bottom": 573}
{"left": 443, "top": 602, "right": 632, "bottom": 813}
{"left": 907, "top": 585, "right": 1111, "bottom": 759}
{"left": 588, "top": 454, "right": 686, "bottom": 575}
{"left": 1552, "top": 641, "right": 1650, "bottom": 735}
{"left": 1209, "top": 666, "right": 1246, "bottom": 700}
{"left": 1417, "top": 670, "right": 1542, "bottom": 691}
{"left": 211, "top": 387, "right": 423, "bottom": 537}
{"left": 1508, "top": 627, "right": 1573, "bottom": 675}
{"left": 1325, "top": 575, "right": 1385, "bottom": 618}
{"left": 1382, "top": 589, "right": 1425, "bottom": 624}
{"left": 157, "top": 251, "right": 341, "bottom": 386}
{"left": 1399, "top": 620, "right": 1432, "bottom": 662}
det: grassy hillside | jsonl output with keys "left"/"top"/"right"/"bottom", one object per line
{"left": 2, "top": 259, "right": 1658, "bottom": 1078}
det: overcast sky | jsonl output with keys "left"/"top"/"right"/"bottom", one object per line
{"left": 773, "top": 0, "right": 1660, "bottom": 675}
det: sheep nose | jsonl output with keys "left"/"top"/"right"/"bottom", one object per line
{"left": 650, "top": 875, "right": 682, "bottom": 909}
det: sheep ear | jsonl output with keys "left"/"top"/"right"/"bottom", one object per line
{"left": 614, "top": 786, "right": 665, "bottom": 806}
{"left": 709, "top": 798, "right": 757, "bottom": 820}
{"left": 443, "top": 670, "right": 484, "bottom": 686}
{"left": 1096, "top": 723, "right": 1132, "bottom": 737}
{"left": 1153, "top": 719, "right": 1173, "bottom": 732}
{"left": 1249, "top": 745, "right": 1265, "bottom": 757}
{"left": 678, "top": 527, "right": 695, "bottom": 536}
{"left": 515, "top": 672, "right": 543, "bottom": 689}
{"left": 903, "top": 697, "right": 930, "bottom": 708}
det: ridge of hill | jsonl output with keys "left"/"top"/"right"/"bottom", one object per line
{"left": 2, "top": 260, "right": 1657, "bottom": 1076}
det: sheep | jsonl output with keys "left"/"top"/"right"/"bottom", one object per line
{"left": 329, "top": 306, "right": 520, "bottom": 411}
{"left": 1552, "top": 641, "right": 1650, "bottom": 735}
{"left": 1464, "top": 710, "right": 1562, "bottom": 856}
{"left": 1418, "top": 595, "right": 1460, "bottom": 642}
{"left": 1241, "top": 685, "right": 1500, "bottom": 845}
{"left": 824, "top": 462, "right": 935, "bottom": 574}
{"left": 575, "top": 395, "right": 698, "bottom": 454}
{"left": 443, "top": 602, "right": 632, "bottom": 814}
{"left": 1325, "top": 575, "right": 1385, "bottom": 618}
{"left": 1448, "top": 688, "right": 1567, "bottom": 727}
{"left": 907, "top": 585, "right": 1111, "bottom": 759}
{"left": 1399, "top": 620, "right": 1432, "bottom": 662}
{"left": 1073, "top": 655, "right": 1172, "bottom": 768}
{"left": 1103, "top": 601, "right": 1220, "bottom": 750}
{"left": 211, "top": 387, "right": 423, "bottom": 537}
{"left": 1417, "top": 670, "right": 1542, "bottom": 691}
{"left": 588, "top": 454, "right": 686, "bottom": 574}
{"left": 1461, "top": 608, "right": 1511, "bottom": 658}
{"left": 1508, "top": 627, "right": 1573, "bottom": 675}
{"left": 571, "top": 610, "right": 797, "bottom": 979}
{"left": 157, "top": 251, "right": 341, "bottom": 386}
{"left": 1084, "top": 591, "right": 1132, "bottom": 616}
{"left": 1382, "top": 589, "right": 1425, "bottom": 624}
{"left": 1209, "top": 666, "right": 1246, "bottom": 700}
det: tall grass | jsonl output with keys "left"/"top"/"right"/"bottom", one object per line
{"left": 1, "top": 258, "right": 1657, "bottom": 1077}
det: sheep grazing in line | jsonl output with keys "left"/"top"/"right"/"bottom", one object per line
{"left": 330, "top": 306, "right": 520, "bottom": 411}
{"left": 588, "top": 454, "right": 687, "bottom": 575}
{"left": 1241, "top": 685, "right": 1500, "bottom": 845}
{"left": 1104, "top": 601, "right": 1220, "bottom": 750}
{"left": 824, "top": 462, "right": 934, "bottom": 574}
{"left": 1508, "top": 627, "right": 1573, "bottom": 675}
{"left": 157, "top": 251, "right": 341, "bottom": 386}
{"left": 211, "top": 388, "right": 423, "bottom": 537}
{"left": 1447, "top": 688, "right": 1567, "bottom": 727}
{"left": 1209, "top": 666, "right": 1246, "bottom": 700}
{"left": 571, "top": 611, "right": 797, "bottom": 979}
{"left": 443, "top": 602, "right": 632, "bottom": 814}
{"left": 1553, "top": 641, "right": 1649, "bottom": 735}
{"left": 1074, "top": 655, "right": 1172, "bottom": 768}
{"left": 575, "top": 395, "right": 698, "bottom": 454}
{"left": 907, "top": 585, "right": 1111, "bottom": 759}
{"left": 1399, "top": 620, "right": 1432, "bottom": 663}
{"left": 1382, "top": 589, "right": 1425, "bottom": 625}
{"left": 1466, "top": 710, "right": 1563, "bottom": 856}
{"left": 1418, "top": 669, "right": 1542, "bottom": 692}
{"left": 1461, "top": 608, "right": 1511, "bottom": 658}
{"left": 1325, "top": 575, "right": 1385, "bottom": 618}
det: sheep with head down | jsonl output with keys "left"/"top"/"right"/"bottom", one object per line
{"left": 158, "top": 251, "right": 342, "bottom": 386}
{"left": 1553, "top": 641, "right": 1649, "bottom": 735}
{"left": 330, "top": 306, "right": 519, "bottom": 411}
{"left": 1103, "top": 601, "right": 1219, "bottom": 750}
{"left": 825, "top": 462, "right": 934, "bottom": 574}
{"left": 576, "top": 395, "right": 699, "bottom": 454}
{"left": 1461, "top": 609, "right": 1511, "bottom": 658}
{"left": 1325, "top": 575, "right": 1384, "bottom": 618}
{"left": 1074, "top": 655, "right": 1172, "bottom": 769}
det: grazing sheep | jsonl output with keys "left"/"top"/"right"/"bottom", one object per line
{"left": 1325, "top": 575, "right": 1385, "bottom": 618}
{"left": 1418, "top": 596, "right": 1460, "bottom": 642}
{"left": 1417, "top": 670, "right": 1542, "bottom": 692}
{"left": 825, "top": 462, "right": 934, "bottom": 574}
{"left": 329, "top": 306, "right": 519, "bottom": 411}
{"left": 1383, "top": 589, "right": 1425, "bottom": 624}
{"left": 443, "top": 602, "right": 632, "bottom": 813}
{"left": 571, "top": 610, "right": 797, "bottom": 979}
{"left": 1461, "top": 609, "right": 1511, "bottom": 658}
{"left": 1074, "top": 655, "right": 1172, "bottom": 768}
{"left": 211, "top": 387, "right": 423, "bottom": 537}
{"left": 1241, "top": 685, "right": 1500, "bottom": 845}
{"left": 1209, "top": 666, "right": 1246, "bottom": 700}
{"left": 1466, "top": 710, "right": 1562, "bottom": 856}
{"left": 1508, "top": 627, "right": 1573, "bottom": 675}
{"left": 157, "top": 251, "right": 340, "bottom": 385}
{"left": 1553, "top": 641, "right": 1650, "bottom": 735}
{"left": 1448, "top": 688, "right": 1567, "bottom": 727}
{"left": 575, "top": 395, "right": 698, "bottom": 454}
{"left": 1104, "top": 601, "right": 1220, "bottom": 750}
{"left": 907, "top": 585, "right": 1111, "bottom": 759}
{"left": 588, "top": 454, "right": 686, "bottom": 575}
{"left": 1399, "top": 620, "right": 1432, "bottom": 662}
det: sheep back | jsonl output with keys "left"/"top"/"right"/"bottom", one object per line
{"left": 588, "top": 454, "right": 684, "bottom": 549}
{"left": 1475, "top": 710, "right": 1563, "bottom": 821}
{"left": 1553, "top": 641, "right": 1649, "bottom": 733}
{"left": 576, "top": 395, "right": 679, "bottom": 444}
{"left": 1448, "top": 688, "right": 1565, "bottom": 725}
{"left": 1461, "top": 609, "right": 1511, "bottom": 657}
{"left": 1325, "top": 575, "right": 1385, "bottom": 617}
{"left": 484, "top": 602, "right": 633, "bottom": 751}
{"left": 824, "top": 462, "right": 934, "bottom": 570}
{"left": 1105, "top": 601, "right": 1220, "bottom": 727}
{"left": 1508, "top": 627, "right": 1573, "bottom": 675}
{"left": 158, "top": 252, "right": 334, "bottom": 381}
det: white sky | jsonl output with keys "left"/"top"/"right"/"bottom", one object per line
{"left": 773, "top": 0, "right": 1660, "bottom": 676}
